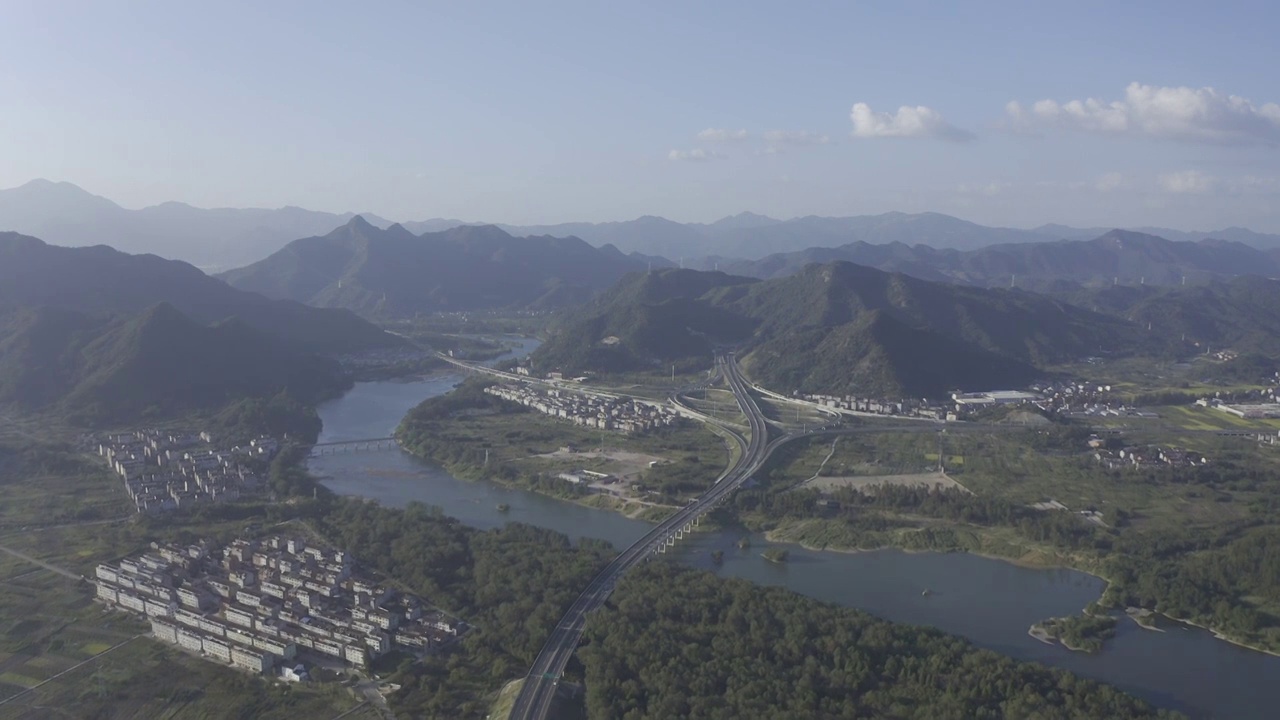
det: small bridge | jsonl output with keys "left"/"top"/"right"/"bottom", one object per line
{"left": 310, "top": 437, "right": 399, "bottom": 456}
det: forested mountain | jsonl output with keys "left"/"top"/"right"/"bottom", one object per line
{"left": 1064, "top": 275, "right": 1280, "bottom": 356}
{"left": 218, "top": 217, "right": 652, "bottom": 315}
{"left": 0, "top": 302, "right": 348, "bottom": 424}
{"left": 1036, "top": 222, "right": 1280, "bottom": 249}
{"left": 721, "top": 230, "right": 1280, "bottom": 287}
{"left": 0, "top": 232, "right": 397, "bottom": 354}
{"left": 533, "top": 263, "right": 1138, "bottom": 397}
{"left": 0, "top": 179, "right": 396, "bottom": 271}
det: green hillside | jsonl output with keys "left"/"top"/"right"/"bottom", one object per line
{"left": 534, "top": 262, "right": 1140, "bottom": 397}
{"left": 0, "top": 302, "right": 348, "bottom": 425}
{"left": 218, "top": 217, "right": 650, "bottom": 315}
{"left": 0, "top": 231, "right": 398, "bottom": 354}
{"left": 1064, "top": 275, "right": 1280, "bottom": 356}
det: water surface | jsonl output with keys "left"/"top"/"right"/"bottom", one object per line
{"left": 311, "top": 369, "right": 1280, "bottom": 719}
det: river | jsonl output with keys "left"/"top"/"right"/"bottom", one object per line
{"left": 310, "top": 343, "right": 1279, "bottom": 719}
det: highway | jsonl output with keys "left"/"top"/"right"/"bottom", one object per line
{"left": 507, "top": 353, "right": 772, "bottom": 720}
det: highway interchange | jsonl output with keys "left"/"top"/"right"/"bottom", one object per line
{"left": 506, "top": 353, "right": 771, "bottom": 720}
{"left": 450, "top": 348, "right": 1250, "bottom": 720}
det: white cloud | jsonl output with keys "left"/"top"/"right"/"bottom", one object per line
{"left": 1006, "top": 82, "right": 1280, "bottom": 145}
{"left": 667, "top": 148, "right": 723, "bottom": 162}
{"left": 697, "top": 128, "right": 748, "bottom": 142}
{"left": 850, "top": 103, "right": 973, "bottom": 141}
{"left": 1158, "top": 170, "right": 1216, "bottom": 194}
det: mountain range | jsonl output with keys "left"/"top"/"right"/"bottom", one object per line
{"left": 0, "top": 180, "right": 395, "bottom": 272}
{"left": 217, "top": 217, "right": 657, "bottom": 315}
{"left": 1065, "top": 276, "right": 1280, "bottom": 358}
{"left": 532, "top": 263, "right": 1146, "bottom": 398}
{"left": 0, "top": 232, "right": 397, "bottom": 354}
{"left": 0, "top": 232, "right": 400, "bottom": 424}
{"left": 7, "top": 179, "right": 1280, "bottom": 271}
{"left": 0, "top": 303, "right": 348, "bottom": 424}
{"left": 716, "top": 230, "right": 1280, "bottom": 288}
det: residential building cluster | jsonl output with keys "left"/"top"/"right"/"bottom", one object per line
{"left": 950, "top": 390, "right": 1040, "bottom": 407}
{"left": 1198, "top": 397, "right": 1280, "bottom": 419}
{"left": 94, "top": 536, "right": 464, "bottom": 678}
{"left": 95, "top": 430, "right": 280, "bottom": 513}
{"left": 1022, "top": 381, "right": 1160, "bottom": 418}
{"left": 1089, "top": 439, "right": 1209, "bottom": 470}
{"left": 799, "top": 393, "right": 953, "bottom": 421}
{"left": 484, "top": 383, "right": 679, "bottom": 433}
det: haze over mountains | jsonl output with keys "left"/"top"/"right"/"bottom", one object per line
{"left": 7, "top": 179, "right": 1280, "bottom": 274}
{"left": 718, "top": 230, "right": 1280, "bottom": 288}
{"left": 0, "top": 180, "right": 395, "bottom": 272}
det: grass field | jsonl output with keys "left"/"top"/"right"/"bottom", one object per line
{"left": 0, "top": 437, "right": 362, "bottom": 719}
{"left": 1156, "top": 404, "right": 1280, "bottom": 432}
{"left": 411, "top": 406, "right": 732, "bottom": 505}
{"left": 487, "top": 678, "right": 524, "bottom": 720}
{"left": 763, "top": 427, "right": 1268, "bottom": 535}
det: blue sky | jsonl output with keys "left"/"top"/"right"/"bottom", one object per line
{"left": 3, "top": 0, "right": 1280, "bottom": 230}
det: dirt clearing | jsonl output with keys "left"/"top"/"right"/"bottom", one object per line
{"left": 802, "top": 471, "right": 970, "bottom": 494}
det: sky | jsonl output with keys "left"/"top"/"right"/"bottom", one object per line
{"left": 3, "top": 1, "right": 1280, "bottom": 231}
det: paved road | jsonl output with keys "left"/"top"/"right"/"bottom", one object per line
{"left": 507, "top": 353, "right": 772, "bottom": 720}
{"left": 353, "top": 677, "right": 396, "bottom": 720}
{"left": 0, "top": 543, "right": 82, "bottom": 581}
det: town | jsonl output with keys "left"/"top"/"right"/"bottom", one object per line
{"left": 798, "top": 383, "right": 1164, "bottom": 423}
{"left": 94, "top": 535, "right": 464, "bottom": 680}
{"left": 94, "top": 429, "right": 279, "bottom": 513}
{"left": 484, "top": 382, "right": 680, "bottom": 433}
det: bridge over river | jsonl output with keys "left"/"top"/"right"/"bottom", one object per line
{"left": 309, "top": 437, "right": 399, "bottom": 456}
{"left": 508, "top": 352, "right": 776, "bottom": 720}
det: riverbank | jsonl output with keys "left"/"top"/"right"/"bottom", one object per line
{"left": 1028, "top": 614, "right": 1117, "bottom": 654}
{"left": 758, "top": 516, "right": 1280, "bottom": 658}
{"left": 394, "top": 441, "right": 679, "bottom": 525}
{"left": 312, "top": 373, "right": 1280, "bottom": 719}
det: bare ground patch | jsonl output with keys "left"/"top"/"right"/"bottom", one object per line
{"left": 533, "top": 448, "right": 667, "bottom": 483}
{"left": 802, "top": 471, "right": 970, "bottom": 494}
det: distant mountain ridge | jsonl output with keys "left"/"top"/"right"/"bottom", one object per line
{"left": 217, "top": 217, "right": 657, "bottom": 316}
{"left": 0, "top": 179, "right": 397, "bottom": 271}
{"left": 0, "top": 231, "right": 397, "bottom": 354}
{"left": 719, "top": 230, "right": 1280, "bottom": 288}
{"left": 0, "top": 231, "right": 401, "bottom": 423}
{"left": 8, "top": 179, "right": 1280, "bottom": 270}
{"left": 533, "top": 263, "right": 1141, "bottom": 397}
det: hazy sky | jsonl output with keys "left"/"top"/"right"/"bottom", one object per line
{"left": 4, "top": 1, "right": 1280, "bottom": 230}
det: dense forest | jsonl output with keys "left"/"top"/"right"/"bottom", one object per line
{"left": 580, "top": 564, "right": 1179, "bottom": 719}
{"left": 241, "top": 490, "right": 1190, "bottom": 719}
{"left": 312, "top": 500, "right": 615, "bottom": 718}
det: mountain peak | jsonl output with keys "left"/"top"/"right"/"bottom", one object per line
{"left": 1094, "top": 228, "right": 1169, "bottom": 246}
{"left": 708, "top": 211, "right": 781, "bottom": 231}
{"left": 2, "top": 179, "right": 122, "bottom": 213}
{"left": 385, "top": 223, "right": 415, "bottom": 240}
{"left": 346, "top": 214, "right": 375, "bottom": 230}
